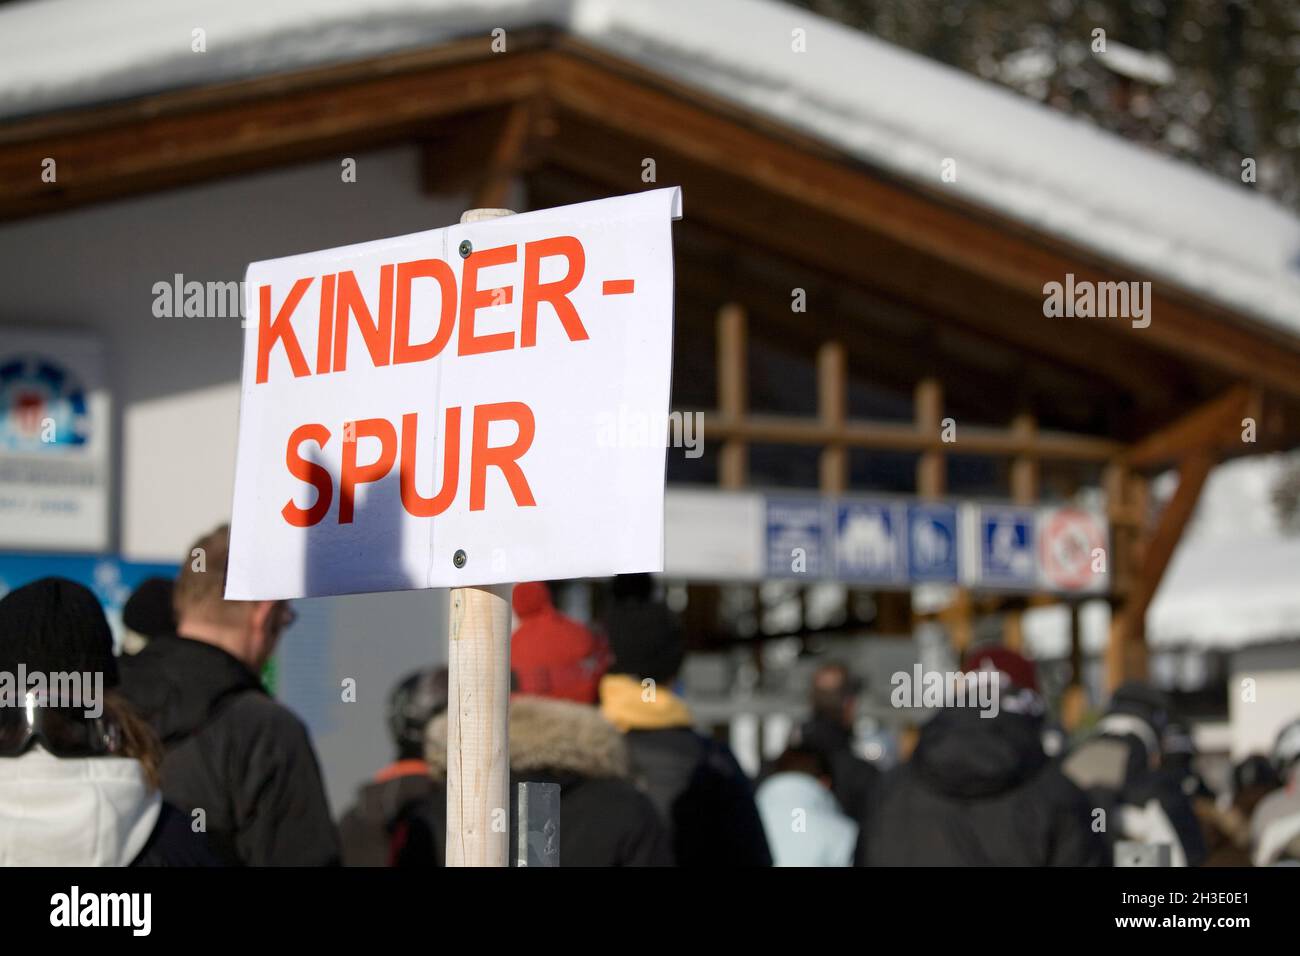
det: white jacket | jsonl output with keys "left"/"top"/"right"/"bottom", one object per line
{"left": 756, "top": 771, "right": 857, "bottom": 867}
{"left": 0, "top": 746, "right": 160, "bottom": 866}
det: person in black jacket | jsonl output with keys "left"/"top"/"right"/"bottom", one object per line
{"left": 598, "top": 574, "right": 772, "bottom": 866}
{"left": 119, "top": 525, "right": 340, "bottom": 866}
{"left": 866, "top": 646, "right": 1104, "bottom": 866}
{"left": 338, "top": 667, "right": 446, "bottom": 866}
{"left": 397, "top": 693, "right": 671, "bottom": 866}
{"left": 1061, "top": 681, "right": 1207, "bottom": 866}
{"left": 0, "top": 577, "right": 215, "bottom": 866}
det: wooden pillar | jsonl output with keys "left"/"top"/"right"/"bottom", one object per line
{"left": 1059, "top": 600, "right": 1087, "bottom": 729}
{"left": 446, "top": 584, "right": 512, "bottom": 866}
{"left": 874, "top": 591, "right": 912, "bottom": 634}
{"left": 1104, "top": 462, "right": 1132, "bottom": 597}
{"left": 1106, "top": 452, "right": 1213, "bottom": 690}
{"left": 471, "top": 101, "right": 534, "bottom": 211}
{"left": 915, "top": 378, "right": 944, "bottom": 497}
{"left": 1004, "top": 412, "right": 1037, "bottom": 651}
{"left": 1010, "top": 412, "right": 1038, "bottom": 504}
{"left": 818, "top": 342, "right": 848, "bottom": 495}
{"left": 1002, "top": 602, "right": 1025, "bottom": 652}
{"left": 914, "top": 378, "right": 970, "bottom": 652}
{"left": 941, "top": 588, "right": 975, "bottom": 654}
{"left": 1104, "top": 463, "right": 1151, "bottom": 599}
{"left": 717, "top": 303, "right": 748, "bottom": 489}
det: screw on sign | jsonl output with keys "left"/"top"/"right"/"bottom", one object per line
{"left": 1038, "top": 508, "right": 1104, "bottom": 590}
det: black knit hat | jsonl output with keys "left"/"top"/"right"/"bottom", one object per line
{"left": 0, "top": 577, "right": 119, "bottom": 687}
{"left": 602, "top": 575, "right": 685, "bottom": 684}
{"left": 122, "top": 576, "right": 176, "bottom": 640}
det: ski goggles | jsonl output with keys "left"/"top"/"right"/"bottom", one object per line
{"left": 0, "top": 690, "right": 122, "bottom": 758}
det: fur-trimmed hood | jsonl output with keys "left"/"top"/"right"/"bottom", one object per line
{"left": 424, "top": 695, "right": 630, "bottom": 782}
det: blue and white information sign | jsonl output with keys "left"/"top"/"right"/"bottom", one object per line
{"left": 972, "top": 505, "right": 1037, "bottom": 588}
{"left": 906, "top": 502, "right": 959, "bottom": 582}
{"left": 734, "top": 491, "right": 1107, "bottom": 593}
{"left": 834, "top": 500, "right": 906, "bottom": 584}
{"left": 766, "top": 497, "right": 828, "bottom": 577}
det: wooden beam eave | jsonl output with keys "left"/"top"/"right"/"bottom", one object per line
{"left": 1120, "top": 385, "right": 1256, "bottom": 470}
{"left": 4, "top": 36, "right": 1300, "bottom": 399}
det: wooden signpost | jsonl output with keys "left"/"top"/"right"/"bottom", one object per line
{"left": 225, "top": 190, "right": 682, "bottom": 867}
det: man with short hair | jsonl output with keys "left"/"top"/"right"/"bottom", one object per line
{"left": 119, "top": 525, "right": 340, "bottom": 866}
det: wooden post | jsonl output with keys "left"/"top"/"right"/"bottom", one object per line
{"left": 914, "top": 378, "right": 971, "bottom": 651}
{"left": 915, "top": 378, "right": 944, "bottom": 497}
{"left": 446, "top": 206, "right": 516, "bottom": 867}
{"left": 1106, "top": 451, "right": 1213, "bottom": 691}
{"left": 1004, "top": 412, "right": 1037, "bottom": 652}
{"left": 1103, "top": 462, "right": 1134, "bottom": 598}
{"left": 940, "top": 588, "right": 975, "bottom": 654}
{"left": 1009, "top": 412, "right": 1038, "bottom": 504}
{"left": 717, "top": 303, "right": 748, "bottom": 489}
{"left": 1002, "top": 603, "right": 1024, "bottom": 652}
{"left": 818, "top": 341, "right": 847, "bottom": 495}
{"left": 447, "top": 584, "right": 512, "bottom": 866}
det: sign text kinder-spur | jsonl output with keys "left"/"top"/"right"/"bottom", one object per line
{"left": 226, "top": 188, "right": 682, "bottom": 600}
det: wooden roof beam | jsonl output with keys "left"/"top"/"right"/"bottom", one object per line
{"left": 0, "top": 45, "right": 551, "bottom": 222}
{"left": 695, "top": 412, "right": 1123, "bottom": 461}
{"left": 2, "top": 35, "right": 1298, "bottom": 403}
{"left": 1121, "top": 385, "right": 1257, "bottom": 470}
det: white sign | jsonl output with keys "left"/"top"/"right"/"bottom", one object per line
{"left": 666, "top": 488, "right": 764, "bottom": 580}
{"left": 0, "top": 329, "right": 110, "bottom": 552}
{"left": 227, "top": 189, "right": 682, "bottom": 599}
{"left": 1037, "top": 505, "right": 1108, "bottom": 593}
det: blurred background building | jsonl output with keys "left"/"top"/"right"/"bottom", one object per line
{"left": 1, "top": 0, "right": 1298, "bottom": 807}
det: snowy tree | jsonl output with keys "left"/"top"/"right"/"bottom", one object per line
{"left": 790, "top": 0, "right": 1300, "bottom": 212}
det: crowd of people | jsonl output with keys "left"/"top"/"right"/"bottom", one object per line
{"left": 2, "top": 522, "right": 1299, "bottom": 867}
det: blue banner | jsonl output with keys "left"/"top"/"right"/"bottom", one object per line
{"left": 0, "top": 552, "right": 178, "bottom": 650}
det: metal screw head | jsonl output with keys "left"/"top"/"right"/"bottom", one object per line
{"left": 453, "top": 549, "right": 467, "bottom": 568}
{"left": 458, "top": 239, "right": 472, "bottom": 259}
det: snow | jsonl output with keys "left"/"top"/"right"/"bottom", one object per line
{"left": 1, "top": 0, "right": 1298, "bottom": 338}
{"left": 1094, "top": 41, "right": 1176, "bottom": 87}
{"left": 1146, "top": 455, "right": 1300, "bottom": 650}
{"left": 1147, "top": 535, "right": 1300, "bottom": 650}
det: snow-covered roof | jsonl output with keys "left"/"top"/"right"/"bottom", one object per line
{"left": 2, "top": 0, "right": 1299, "bottom": 339}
